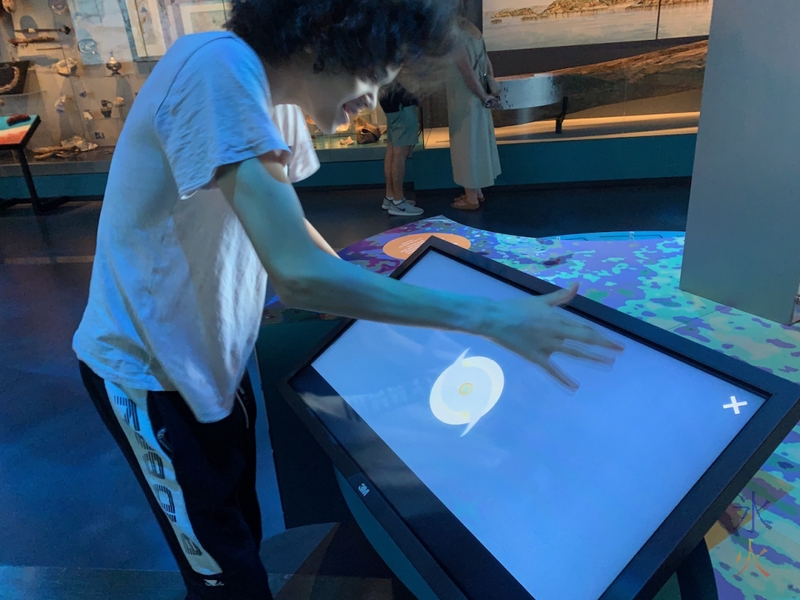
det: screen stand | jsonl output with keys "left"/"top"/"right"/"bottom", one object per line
{"left": 339, "top": 459, "right": 718, "bottom": 600}
{"left": 257, "top": 318, "right": 354, "bottom": 528}
{"left": 653, "top": 541, "right": 717, "bottom": 600}
{"left": 676, "top": 540, "right": 717, "bottom": 600}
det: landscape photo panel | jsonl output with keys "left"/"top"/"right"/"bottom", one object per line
{"left": 657, "top": 0, "right": 714, "bottom": 39}
{"left": 484, "top": 0, "right": 713, "bottom": 52}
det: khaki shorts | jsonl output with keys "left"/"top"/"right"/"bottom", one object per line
{"left": 385, "top": 105, "right": 420, "bottom": 147}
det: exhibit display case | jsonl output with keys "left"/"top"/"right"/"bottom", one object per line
{"left": 0, "top": 0, "right": 422, "bottom": 168}
{"left": 0, "top": 0, "right": 231, "bottom": 168}
{"left": 307, "top": 107, "right": 425, "bottom": 164}
{"left": 0, "top": 0, "right": 711, "bottom": 172}
{"left": 305, "top": 0, "right": 714, "bottom": 157}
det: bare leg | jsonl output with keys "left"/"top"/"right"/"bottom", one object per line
{"left": 452, "top": 187, "right": 481, "bottom": 210}
{"left": 384, "top": 142, "right": 396, "bottom": 200}
{"left": 392, "top": 145, "right": 413, "bottom": 201}
{"left": 464, "top": 188, "right": 481, "bottom": 206}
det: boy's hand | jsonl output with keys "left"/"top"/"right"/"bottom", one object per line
{"left": 488, "top": 283, "right": 624, "bottom": 390}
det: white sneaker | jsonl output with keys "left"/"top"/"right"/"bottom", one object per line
{"left": 387, "top": 199, "right": 423, "bottom": 217}
{"left": 382, "top": 197, "right": 416, "bottom": 210}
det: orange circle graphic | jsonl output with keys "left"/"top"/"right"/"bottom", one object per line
{"left": 382, "top": 234, "right": 472, "bottom": 261}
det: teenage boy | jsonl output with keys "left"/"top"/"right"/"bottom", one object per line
{"left": 73, "top": 1, "right": 622, "bottom": 598}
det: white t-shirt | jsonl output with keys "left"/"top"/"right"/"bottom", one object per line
{"left": 74, "top": 32, "right": 318, "bottom": 423}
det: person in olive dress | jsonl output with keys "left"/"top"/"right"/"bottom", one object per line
{"left": 446, "top": 15, "right": 502, "bottom": 211}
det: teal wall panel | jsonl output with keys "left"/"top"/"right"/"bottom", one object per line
{"left": 0, "top": 134, "right": 697, "bottom": 197}
{"left": 1, "top": 173, "right": 108, "bottom": 199}
{"left": 413, "top": 148, "right": 456, "bottom": 190}
{"left": 415, "top": 134, "right": 698, "bottom": 190}
{"left": 295, "top": 160, "right": 387, "bottom": 188}
{"left": 497, "top": 134, "right": 697, "bottom": 186}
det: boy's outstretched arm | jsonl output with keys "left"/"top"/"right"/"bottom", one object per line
{"left": 219, "top": 155, "right": 622, "bottom": 389}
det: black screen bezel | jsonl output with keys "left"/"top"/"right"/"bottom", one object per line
{"left": 278, "top": 237, "right": 800, "bottom": 600}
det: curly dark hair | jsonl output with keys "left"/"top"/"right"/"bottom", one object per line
{"left": 227, "top": 0, "right": 459, "bottom": 80}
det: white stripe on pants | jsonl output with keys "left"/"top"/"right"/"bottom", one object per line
{"left": 104, "top": 380, "right": 223, "bottom": 576}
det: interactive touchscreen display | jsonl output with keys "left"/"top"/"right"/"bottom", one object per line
{"left": 308, "top": 251, "right": 764, "bottom": 600}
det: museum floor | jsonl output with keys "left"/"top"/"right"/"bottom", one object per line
{"left": 0, "top": 180, "right": 692, "bottom": 599}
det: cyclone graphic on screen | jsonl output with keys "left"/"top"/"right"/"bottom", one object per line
{"left": 430, "top": 351, "right": 505, "bottom": 436}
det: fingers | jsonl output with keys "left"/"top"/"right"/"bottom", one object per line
{"left": 562, "top": 324, "right": 624, "bottom": 351}
{"left": 557, "top": 342, "right": 616, "bottom": 365}
{"left": 545, "top": 283, "right": 579, "bottom": 307}
{"left": 544, "top": 360, "right": 579, "bottom": 391}
{"left": 557, "top": 316, "right": 625, "bottom": 351}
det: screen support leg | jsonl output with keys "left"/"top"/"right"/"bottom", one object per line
{"left": 676, "top": 540, "right": 718, "bottom": 600}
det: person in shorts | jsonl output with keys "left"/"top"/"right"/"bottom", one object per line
{"left": 380, "top": 84, "right": 423, "bottom": 216}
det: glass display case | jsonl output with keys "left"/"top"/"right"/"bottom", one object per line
{"left": 0, "top": 0, "right": 232, "bottom": 167}
{"left": 307, "top": 106, "right": 424, "bottom": 164}
{"left": 0, "top": 0, "right": 711, "bottom": 171}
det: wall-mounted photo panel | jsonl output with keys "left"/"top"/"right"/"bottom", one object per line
{"left": 66, "top": 0, "right": 173, "bottom": 63}
{"left": 125, "top": 0, "right": 170, "bottom": 58}
{"left": 483, "top": 0, "right": 713, "bottom": 52}
{"left": 657, "top": 0, "right": 714, "bottom": 40}
{"left": 178, "top": 1, "right": 231, "bottom": 35}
